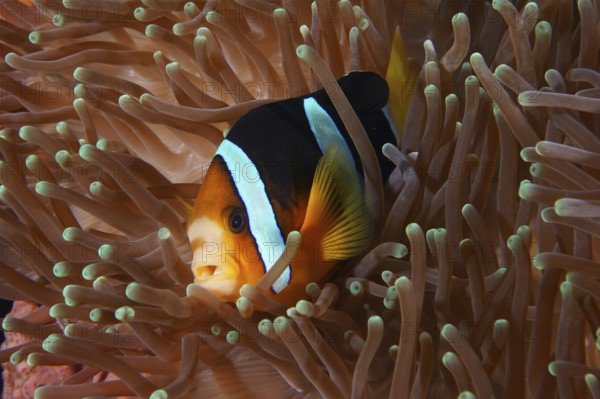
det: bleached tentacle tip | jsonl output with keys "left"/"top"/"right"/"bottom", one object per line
{"left": 115, "top": 306, "right": 135, "bottom": 322}
{"left": 41, "top": 333, "right": 63, "bottom": 352}
{"left": 172, "top": 23, "right": 187, "bottom": 36}
{"left": 295, "top": 299, "right": 314, "bottom": 317}
{"left": 62, "top": 285, "right": 79, "bottom": 306}
{"left": 287, "top": 230, "right": 301, "bottom": 243}
{"left": 54, "top": 150, "right": 70, "bottom": 165}
{"left": 459, "top": 239, "right": 474, "bottom": 249}
{"left": 381, "top": 270, "right": 394, "bottom": 285}
{"left": 210, "top": 323, "right": 221, "bottom": 336}
{"left": 296, "top": 44, "right": 310, "bottom": 58}
{"left": 72, "top": 67, "right": 87, "bottom": 81}
{"left": 451, "top": 12, "right": 467, "bottom": 23}
{"left": 491, "top": 0, "right": 508, "bottom": 11}
{"left": 442, "top": 351, "right": 459, "bottom": 366}
{"left": 74, "top": 84, "right": 91, "bottom": 99}
{"left": 519, "top": 147, "right": 533, "bottom": 162}
{"left": 531, "top": 253, "right": 546, "bottom": 270}
{"left": 185, "top": 283, "right": 196, "bottom": 297}
{"left": 286, "top": 307, "right": 298, "bottom": 318}
{"left": 258, "top": 319, "right": 272, "bottom": 336}
{"left": 424, "top": 83, "right": 438, "bottom": 95}
{"left": 139, "top": 93, "right": 151, "bottom": 104}
{"left": 33, "top": 180, "right": 51, "bottom": 196}
{"left": 158, "top": 227, "right": 171, "bottom": 240}
{"left": 144, "top": 24, "right": 159, "bottom": 38}
{"left": 461, "top": 203, "right": 475, "bottom": 215}
{"left": 465, "top": 75, "right": 479, "bottom": 86}
{"left": 10, "top": 351, "right": 23, "bottom": 365}
{"left": 18, "top": 125, "right": 35, "bottom": 141}
{"left": 49, "top": 304, "right": 61, "bottom": 318}
{"left": 534, "top": 140, "right": 554, "bottom": 156}
{"left": 523, "top": 2, "right": 538, "bottom": 14}
{"left": 506, "top": 234, "right": 522, "bottom": 252}
{"left": 535, "top": 20, "right": 550, "bottom": 34}
{"left": 125, "top": 282, "right": 141, "bottom": 298}
{"left": 236, "top": 296, "right": 253, "bottom": 317}
{"left": 150, "top": 389, "right": 169, "bottom": 399}
{"left": 72, "top": 98, "right": 87, "bottom": 110}
{"left": 383, "top": 297, "right": 396, "bottom": 309}
{"left": 457, "top": 391, "right": 476, "bottom": 399}
{"left": 273, "top": 7, "right": 287, "bottom": 17}
{"left": 78, "top": 143, "right": 96, "bottom": 161}
{"left": 165, "top": 62, "right": 180, "bottom": 74}
{"left": 273, "top": 316, "right": 289, "bottom": 335}
{"left": 118, "top": 94, "right": 136, "bottom": 107}
{"left": 349, "top": 281, "right": 363, "bottom": 296}
{"left": 440, "top": 323, "right": 459, "bottom": 341}
{"left": 392, "top": 244, "right": 407, "bottom": 258}
{"left": 405, "top": 223, "right": 422, "bottom": 236}
{"left": 585, "top": 373, "right": 599, "bottom": 387}
{"left": 433, "top": 228, "right": 447, "bottom": 241}
{"left": 1, "top": 317, "right": 17, "bottom": 331}
{"left": 62, "top": 227, "right": 78, "bottom": 242}
{"left": 517, "top": 225, "right": 530, "bottom": 237}
{"left": 305, "top": 282, "right": 320, "bottom": 296}
{"left": 560, "top": 281, "right": 572, "bottom": 295}
{"left": 28, "top": 31, "right": 41, "bottom": 44}
{"left": 386, "top": 286, "right": 398, "bottom": 301}
{"left": 368, "top": 315, "right": 383, "bottom": 329}
{"left": 54, "top": 262, "right": 73, "bottom": 278}
{"left": 4, "top": 53, "right": 18, "bottom": 66}
{"left": 539, "top": 207, "right": 555, "bottom": 223}
{"left": 184, "top": 2, "right": 199, "bottom": 13}
{"left": 81, "top": 264, "right": 97, "bottom": 281}
{"left": 393, "top": 276, "right": 412, "bottom": 292}
{"left": 205, "top": 10, "right": 222, "bottom": 23}
{"left": 226, "top": 330, "right": 239, "bottom": 345}
{"left": 194, "top": 33, "right": 207, "bottom": 44}
{"left": 98, "top": 244, "right": 115, "bottom": 260}
{"left": 469, "top": 52, "right": 484, "bottom": 64}
{"left": 517, "top": 91, "right": 538, "bottom": 106}
{"left": 133, "top": 6, "right": 145, "bottom": 19}
{"left": 519, "top": 178, "right": 532, "bottom": 187}
{"left": 89, "top": 181, "right": 102, "bottom": 195}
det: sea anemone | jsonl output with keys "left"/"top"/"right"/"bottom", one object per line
{"left": 0, "top": 0, "right": 599, "bottom": 397}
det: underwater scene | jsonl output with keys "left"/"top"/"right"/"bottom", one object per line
{"left": 0, "top": 0, "right": 599, "bottom": 397}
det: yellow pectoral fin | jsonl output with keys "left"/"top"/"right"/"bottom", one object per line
{"left": 301, "top": 145, "right": 373, "bottom": 262}
{"left": 386, "top": 26, "right": 419, "bottom": 142}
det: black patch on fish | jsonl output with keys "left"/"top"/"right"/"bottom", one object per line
{"left": 226, "top": 71, "right": 396, "bottom": 211}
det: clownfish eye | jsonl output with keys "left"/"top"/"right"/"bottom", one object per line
{"left": 227, "top": 207, "right": 247, "bottom": 234}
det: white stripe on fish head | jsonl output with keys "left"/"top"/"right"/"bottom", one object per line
{"left": 215, "top": 139, "right": 291, "bottom": 294}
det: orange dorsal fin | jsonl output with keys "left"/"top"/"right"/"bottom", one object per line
{"left": 386, "top": 26, "right": 419, "bottom": 141}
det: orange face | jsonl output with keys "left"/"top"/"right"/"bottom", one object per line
{"left": 187, "top": 159, "right": 265, "bottom": 301}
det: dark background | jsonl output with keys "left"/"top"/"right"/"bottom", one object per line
{"left": 0, "top": 298, "right": 14, "bottom": 395}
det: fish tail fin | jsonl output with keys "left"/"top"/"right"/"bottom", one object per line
{"left": 386, "top": 26, "right": 419, "bottom": 142}
{"left": 300, "top": 144, "right": 373, "bottom": 262}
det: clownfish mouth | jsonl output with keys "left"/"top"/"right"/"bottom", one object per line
{"left": 191, "top": 261, "right": 240, "bottom": 297}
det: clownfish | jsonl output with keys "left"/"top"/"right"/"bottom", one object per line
{"left": 186, "top": 28, "right": 415, "bottom": 305}
{"left": 186, "top": 71, "right": 400, "bottom": 305}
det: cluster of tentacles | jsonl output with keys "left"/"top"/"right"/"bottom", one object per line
{"left": 0, "top": 0, "right": 599, "bottom": 398}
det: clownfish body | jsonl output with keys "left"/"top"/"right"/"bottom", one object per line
{"left": 187, "top": 72, "right": 398, "bottom": 305}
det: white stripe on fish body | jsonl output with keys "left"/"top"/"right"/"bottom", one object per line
{"left": 215, "top": 139, "right": 290, "bottom": 294}
{"left": 303, "top": 97, "right": 356, "bottom": 168}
